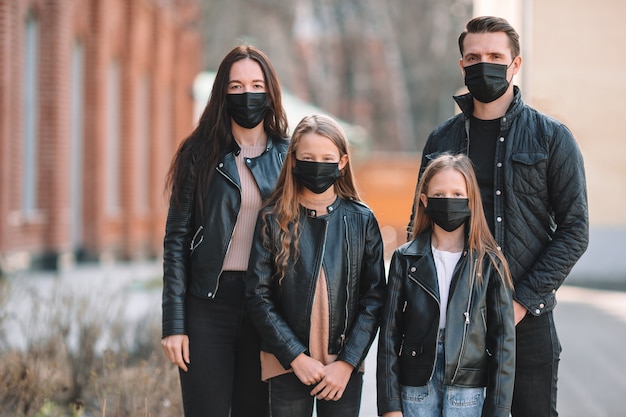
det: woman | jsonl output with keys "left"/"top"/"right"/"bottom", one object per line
{"left": 161, "top": 45, "right": 289, "bottom": 417}
{"left": 246, "top": 114, "right": 386, "bottom": 417}
{"left": 377, "top": 153, "right": 515, "bottom": 417}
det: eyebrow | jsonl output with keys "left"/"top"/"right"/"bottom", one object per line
{"left": 228, "top": 79, "right": 266, "bottom": 84}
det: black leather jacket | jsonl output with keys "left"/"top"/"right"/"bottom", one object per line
{"left": 246, "top": 198, "right": 386, "bottom": 370}
{"left": 162, "top": 136, "right": 289, "bottom": 338}
{"left": 377, "top": 231, "right": 515, "bottom": 417}
{"left": 411, "top": 87, "right": 589, "bottom": 316}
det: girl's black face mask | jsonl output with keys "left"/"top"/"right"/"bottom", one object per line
{"left": 292, "top": 160, "right": 341, "bottom": 194}
{"left": 464, "top": 62, "right": 511, "bottom": 103}
{"left": 424, "top": 197, "right": 470, "bottom": 232}
{"left": 225, "top": 92, "right": 269, "bottom": 129}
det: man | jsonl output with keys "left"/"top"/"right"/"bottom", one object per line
{"left": 408, "top": 16, "right": 589, "bottom": 417}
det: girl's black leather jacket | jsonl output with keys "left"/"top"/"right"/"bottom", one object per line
{"left": 162, "top": 136, "right": 289, "bottom": 338}
{"left": 377, "top": 231, "right": 515, "bottom": 417}
{"left": 246, "top": 198, "right": 387, "bottom": 371}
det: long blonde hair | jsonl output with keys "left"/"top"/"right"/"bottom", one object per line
{"left": 263, "top": 114, "right": 360, "bottom": 283}
{"left": 412, "top": 153, "right": 512, "bottom": 288}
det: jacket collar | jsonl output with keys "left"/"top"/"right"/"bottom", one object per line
{"left": 302, "top": 196, "right": 341, "bottom": 218}
{"left": 403, "top": 229, "right": 434, "bottom": 257}
{"left": 453, "top": 85, "right": 525, "bottom": 132}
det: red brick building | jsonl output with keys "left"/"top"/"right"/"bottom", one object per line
{"left": 0, "top": 0, "right": 202, "bottom": 272}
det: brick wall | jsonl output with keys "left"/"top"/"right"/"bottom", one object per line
{"left": 0, "top": 0, "right": 202, "bottom": 272}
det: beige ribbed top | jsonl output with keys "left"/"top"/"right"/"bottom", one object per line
{"left": 260, "top": 197, "right": 338, "bottom": 381}
{"left": 222, "top": 145, "right": 265, "bottom": 272}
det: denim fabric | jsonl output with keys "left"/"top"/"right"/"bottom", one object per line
{"left": 268, "top": 370, "right": 363, "bottom": 417}
{"left": 179, "top": 272, "right": 268, "bottom": 417}
{"left": 512, "top": 311, "right": 561, "bottom": 417}
{"left": 401, "top": 337, "right": 485, "bottom": 417}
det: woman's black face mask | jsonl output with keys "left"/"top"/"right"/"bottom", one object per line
{"left": 225, "top": 92, "right": 269, "bottom": 129}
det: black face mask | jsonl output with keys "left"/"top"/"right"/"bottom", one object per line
{"left": 225, "top": 92, "right": 269, "bottom": 129}
{"left": 292, "top": 160, "right": 341, "bottom": 194}
{"left": 424, "top": 197, "right": 470, "bottom": 232}
{"left": 464, "top": 62, "right": 510, "bottom": 103}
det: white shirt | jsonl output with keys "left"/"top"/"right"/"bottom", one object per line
{"left": 432, "top": 246, "right": 462, "bottom": 329}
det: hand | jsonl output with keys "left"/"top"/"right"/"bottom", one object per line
{"left": 383, "top": 412, "right": 403, "bottom": 417}
{"left": 291, "top": 353, "right": 325, "bottom": 386}
{"left": 513, "top": 300, "right": 528, "bottom": 325}
{"left": 310, "top": 360, "right": 354, "bottom": 401}
{"left": 161, "top": 334, "right": 190, "bottom": 372}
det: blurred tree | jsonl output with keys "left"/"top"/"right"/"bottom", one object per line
{"left": 199, "top": 0, "right": 471, "bottom": 151}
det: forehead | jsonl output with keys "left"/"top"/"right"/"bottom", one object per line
{"left": 229, "top": 58, "right": 265, "bottom": 82}
{"left": 427, "top": 168, "right": 467, "bottom": 190}
{"left": 462, "top": 32, "right": 513, "bottom": 58}
{"left": 296, "top": 132, "right": 340, "bottom": 155}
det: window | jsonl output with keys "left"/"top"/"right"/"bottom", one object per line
{"left": 106, "top": 60, "right": 121, "bottom": 215}
{"left": 70, "top": 40, "right": 85, "bottom": 246}
{"left": 136, "top": 75, "right": 150, "bottom": 213}
{"left": 22, "top": 12, "right": 39, "bottom": 215}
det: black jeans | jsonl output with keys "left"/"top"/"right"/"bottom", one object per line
{"left": 511, "top": 311, "right": 561, "bottom": 417}
{"left": 179, "top": 271, "right": 268, "bottom": 417}
{"left": 268, "top": 370, "right": 363, "bottom": 417}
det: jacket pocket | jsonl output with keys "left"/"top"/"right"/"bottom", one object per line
{"left": 511, "top": 152, "right": 547, "bottom": 166}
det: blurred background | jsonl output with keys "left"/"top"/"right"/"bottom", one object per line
{"left": 1, "top": 0, "right": 624, "bottom": 286}
{"left": 0, "top": 0, "right": 625, "bottom": 416}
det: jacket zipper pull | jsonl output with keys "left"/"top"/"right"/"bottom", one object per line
{"left": 464, "top": 312, "right": 470, "bottom": 324}
{"left": 340, "top": 334, "right": 346, "bottom": 346}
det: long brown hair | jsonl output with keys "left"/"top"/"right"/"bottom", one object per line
{"left": 411, "top": 153, "right": 512, "bottom": 287}
{"left": 264, "top": 114, "right": 360, "bottom": 283}
{"left": 165, "top": 45, "right": 289, "bottom": 205}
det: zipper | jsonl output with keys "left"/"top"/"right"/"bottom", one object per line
{"left": 409, "top": 273, "right": 440, "bottom": 381}
{"left": 451, "top": 257, "right": 478, "bottom": 384}
{"left": 190, "top": 225, "right": 204, "bottom": 254}
{"left": 340, "top": 215, "right": 350, "bottom": 349}
{"left": 398, "top": 301, "right": 408, "bottom": 356}
{"left": 313, "top": 219, "right": 330, "bottom": 343}
{"left": 208, "top": 164, "right": 241, "bottom": 298}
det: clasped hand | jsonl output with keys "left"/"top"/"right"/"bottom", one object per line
{"left": 291, "top": 353, "right": 354, "bottom": 401}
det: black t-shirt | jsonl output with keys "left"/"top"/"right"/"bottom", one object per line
{"left": 468, "top": 116, "right": 500, "bottom": 235}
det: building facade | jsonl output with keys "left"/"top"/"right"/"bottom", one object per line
{"left": 0, "top": 0, "right": 202, "bottom": 273}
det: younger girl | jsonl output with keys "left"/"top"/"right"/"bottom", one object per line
{"left": 377, "top": 153, "right": 515, "bottom": 417}
{"left": 246, "top": 114, "right": 386, "bottom": 417}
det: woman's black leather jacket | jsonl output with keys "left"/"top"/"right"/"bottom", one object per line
{"left": 246, "top": 198, "right": 387, "bottom": 371}
{"left": 162, "top": 136, "right": 289, "bottom": 338}
{"left": 377, "top": 231, "right": 515, "bottom": 417}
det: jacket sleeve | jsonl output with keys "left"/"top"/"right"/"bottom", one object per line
{"left": 483, "top": 258, "right": 516, "bottom": 417}
{"left": 245, "top": 213, "right": 308, "bottom": 369}
{"left": 513, "top": 124, "right": 589, "bottom": 314}
{"left": 337, "top": 212, "right": 387, "bottom": 369}
{"left": 376, "top": 249, "right": 405, "bottom": 415}
{"left": 161, "top": 174, "right": 195, "bottom": 338}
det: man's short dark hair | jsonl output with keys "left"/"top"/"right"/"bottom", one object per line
{"left": 458, "top": 16, "right": 520, "bottom": 58}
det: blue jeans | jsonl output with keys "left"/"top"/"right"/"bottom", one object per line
{"left": 179, "top": 272, "right": 268, "bottom": 417}
{"left": 511, "top": 311, "right": 561, "bottom": 417}
{"left": 401, "top": 335, "right": 485, "bottom": 417}
{"left": 268, "top": 370, "right": 363, "bottom": 417}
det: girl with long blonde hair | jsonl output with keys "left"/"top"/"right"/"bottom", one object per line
{"left": 247, "top": 114, "right": 386, "bottom": 417}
